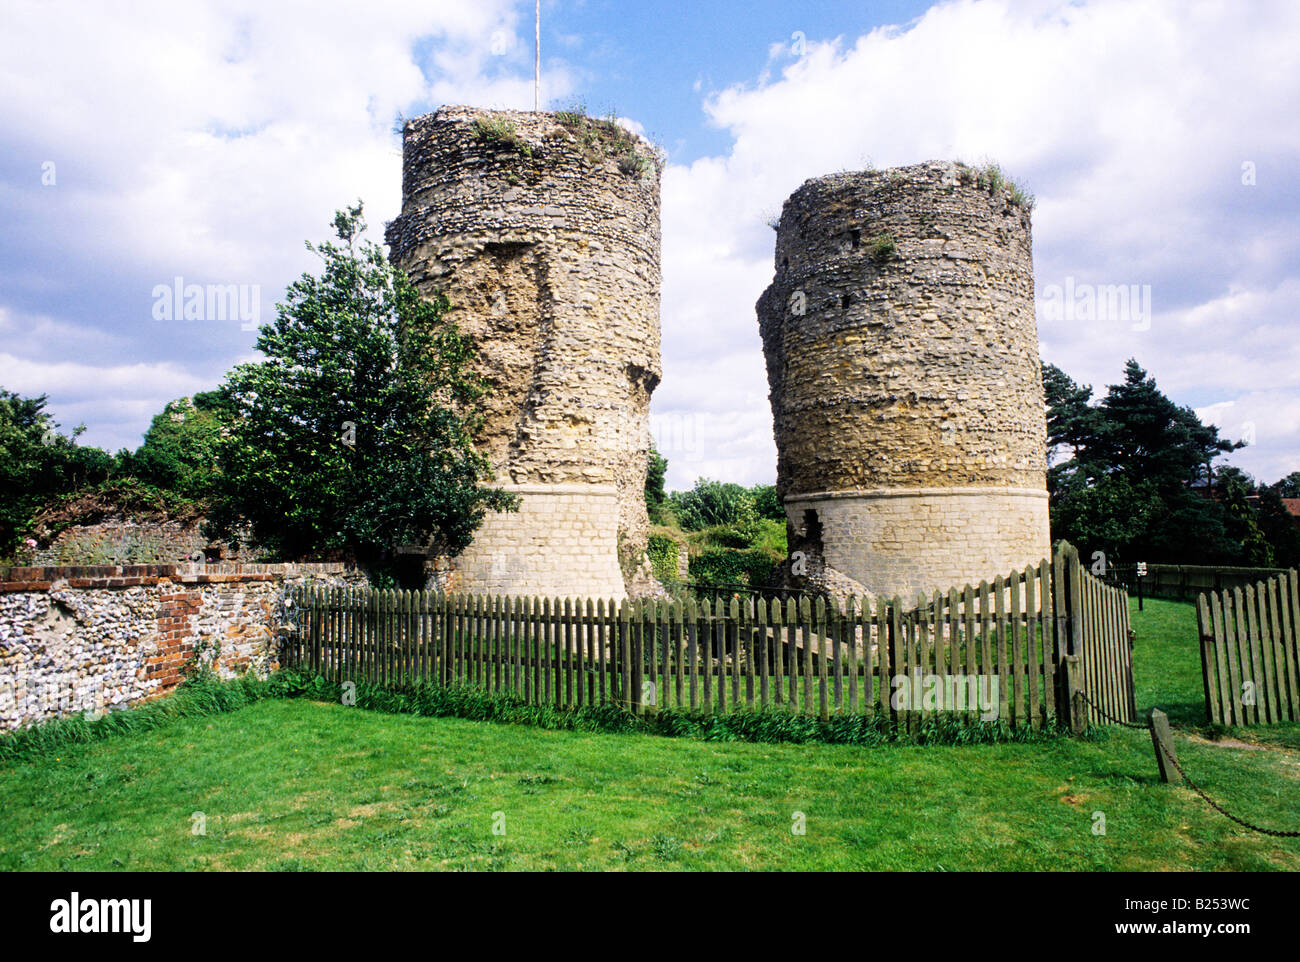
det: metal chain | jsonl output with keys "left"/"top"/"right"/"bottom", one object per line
{"left": 1077, "top": 691, "right": 1300, "bottom": 838}
{"left": 1076, "top": 690, "right": 1146, "bottom": 729}
{"left": 1153, "top": 732, "right": 1300, "bottom": 838}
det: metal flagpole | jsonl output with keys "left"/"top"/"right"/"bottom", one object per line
{"left": 535, "top": 0, "right": 540, "bottom": 111}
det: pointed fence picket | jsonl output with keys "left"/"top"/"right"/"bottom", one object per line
{"left": 283, "top": 542, "right": 1133, "bottom": 731}
{"left": 1197, "top": 569, "right": 1300, "bottom": 725}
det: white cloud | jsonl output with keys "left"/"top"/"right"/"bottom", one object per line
{"left": 0, "top": 0, "right": 576, "bottom": 452}
{"left": 1196, "top": 393, "right": 1300, "bottom": 484}
{"left": 3, "top": 0, "right": 1298, "bottom": 495}
{"left": 656, "top": 0, "right": 1300, "bottom": 488}
{"left": 0, "top": 352, "right": 209, "bottom": 451}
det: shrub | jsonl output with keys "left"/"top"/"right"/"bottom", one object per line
{"left": 1008, "top": 181, "right": 1035, "bottom": 211}
{"left": 749, "top": 518, "right": 788, "bottom": 557}
{"left": 669, "top": 479, "right": 758, "bottom": 533}
{"left": 697, "top": 525, "right": 752, "bottom": 549}
{"left": 645, "top": 443, "right": 668, "bottom": 524}
{"left": 554, "top": 103, "right": 660, "bottom": 177}
{"left": 750, "top": 484, "right": 784, "bottom": 521}
{"left": 472, "top": 117, "right": 531, "bottom": 156}
{"left": 688, "top": 547, "right": 776, "bottom": 589}
{"left": 646, "top": 534, "right": 680, "bottom": 583}
{"left": 977, "top": 161, "right": 1035, "bottom": 211}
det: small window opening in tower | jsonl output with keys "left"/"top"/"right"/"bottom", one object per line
{"left": 802, "top": 509, "right": 823, "bottom": 550}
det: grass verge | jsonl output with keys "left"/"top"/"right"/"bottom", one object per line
{"left": 0, "top": 597, "right": 1295, "bottom": 870}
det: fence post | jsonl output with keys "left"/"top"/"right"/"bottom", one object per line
{"left": 1148, "top": 708, "right": 1182, "bottom": 784}
{"left": 1196, "top": 593, "right": 1221, "bottom": 724}
{"left": 630, "top": 599, "right": 644, "bottom": 716}
{"left": 1052, "top": 543, "right": 1070, "bottom": 719}
{"left": 1063, "top": 542, "right": 1083, "bottom": 659}
{"left": 618, "top": 599, "right": 632, "bottom": 712}
{"left": 1064, "top": 655, "right": 1085, "bottom": 734}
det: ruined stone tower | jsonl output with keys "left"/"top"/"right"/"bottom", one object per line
{"left": 386, "top": 106, "right": 662, "bottom": 598}
{"left": 757, "top": 161, "right": 1050, "bottom": 602}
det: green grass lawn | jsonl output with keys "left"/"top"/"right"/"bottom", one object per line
{"left": 1131, "top": 597, "right": 1210, "bottom": 726}
{"left": 1, "top": 597, "right": 1296, "bottom": 871}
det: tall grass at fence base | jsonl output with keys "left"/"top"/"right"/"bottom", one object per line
{"left": 0, "top": 672, "right": 291, "bottom": 762}
{"left": 276, "top": 669, "right": 1077, "bottom": 746}
{"left": 0, "top": 668, "right": 1083, "bottom": 762}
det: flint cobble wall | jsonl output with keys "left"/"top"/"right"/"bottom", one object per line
{"left": 0, "top": 563, "right": 361, "bottom": 730}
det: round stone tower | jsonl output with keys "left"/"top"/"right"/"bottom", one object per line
{"left": 386, "top": 106, "right": 662, "bottom": 598}
{"left": 756, "top": 160, "right": 1050, "bottom": 602}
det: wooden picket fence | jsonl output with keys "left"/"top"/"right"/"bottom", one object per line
{"left": 1196, "top": 569, "right": 1300, "bottom": 725}
{"left": 1105, "top": 563, "right": 1288, "bottom": 601}
{"left": 1074, "top": 567, "right": 1137, "bottom": 726}
{"left": 283, "top": 542, "right": 1135, "bottom": 731}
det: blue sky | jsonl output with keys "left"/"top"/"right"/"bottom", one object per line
{"left": 2, "top": 0, "right": 1298, "bottom": 491}
{"left": 514, "top": 0, "right": 937, "bottom": 161}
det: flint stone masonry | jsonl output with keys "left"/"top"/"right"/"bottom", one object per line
{"left": 386, "top": 106, "right": 662, "bottom": 599}
{"left": 759, "top": 161, "right": 1051, "bottom": 601}
{"left": 0, "top": 563, "right": 361, "bottom": 730}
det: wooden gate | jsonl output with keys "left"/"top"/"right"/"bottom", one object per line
{"left": 1067, "top": 551, "right": 1137, "bottom": 726}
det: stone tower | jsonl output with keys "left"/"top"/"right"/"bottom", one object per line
{"left": 756, "top": 161, "right": 1050, "bottom": 603}
{"left": 386, "top": 106, "right": 662, "bottom": 598}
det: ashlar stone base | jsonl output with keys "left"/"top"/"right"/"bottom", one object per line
{"left": 785, "top": 486, "right": 1051, "bottom": 603}
{"left": 445, "top": 483, "right": 627, "bottom": 600}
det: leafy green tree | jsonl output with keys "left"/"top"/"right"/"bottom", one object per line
{"left": 121, "top": 391, "right": 233, "bottom": 502}
{"left": 749, "top": 483, "right": 785, "bottom": 521}
{"left": 1096, "top": 360, "right": 1242, "bottom": 492}
{"left": 1042, "top": 362, "right": 1109, "bottom": 493}
{"left": 1044, "top": 360, "right": 1243, "bottom": 564}
{"left": 668, "top": 478, "right": 758, "bottom": 533}
{"left": 1270, "top": 472, "right": 1300, "bottom": 498}
{"left": 1049, "top": 472, "right": 1163, "bottom": 562}
{"left": 205, "top": 203, "right": 516, "bottom": 567}
{"left": 1220, "top": 475, "right": 1273, "bottom": 566}
{"left": 687, "top": 548, "right": 776, "bottom": 590}
{"left": 0, "top": 390, "right": 118, "bottom": 558}
{"left": 1257, "top": 488, "right": 1300, "bottom": 569}
{"left": 1212, "top": 465, "right": 1255, "bottom": 494}
{"left": 645, "top": 441, "right": 668, "bottom": 525}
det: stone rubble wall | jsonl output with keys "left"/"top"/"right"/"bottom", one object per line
{"left": 386, "top": 106, "right": 662, "bottom": 597}
{"left": 759, "top": 161, "right": 1051, "bottom": 599}
{"left": 0, "top": 563, "right": 362, "bottom": 730}
{"left": 28, "top": 519, "right": 252, "bottom": 566}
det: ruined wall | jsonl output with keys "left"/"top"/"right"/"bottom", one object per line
{"left": 386, "top": 106, "right": 662, "bottom": 599}
{"left": 758, "top": 161, "right": 1050, "bottom": 602}
{"left": 0, "top": 563, "right": 361, "bottom": 730}
{"left": 29, "top": 519, "right": 252, "bottom": 566}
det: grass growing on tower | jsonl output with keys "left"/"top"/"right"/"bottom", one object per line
{"left": 472, "top": 117, "right": 532, "bottom": 157}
